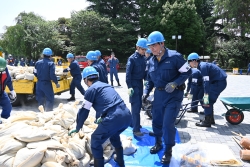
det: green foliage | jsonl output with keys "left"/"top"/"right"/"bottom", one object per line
{"left": 160, "top": 0, "right": 205, "bottom": 55}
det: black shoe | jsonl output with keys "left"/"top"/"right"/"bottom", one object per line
{"left": 150, "top": 137, "right": 163, "bottom": 154}
{"left": 67, "top": 96, "right": 75, "bottom": 101}
{"left": 149, "top": 131, "right": 155, "bottom": 136}
{"left": 196, "top": 115, "right": 212, "bottom": 127}
{"left": 117, "top": 82, "right": 121, "bottom": 86}
{"left": 161, "top": 148, "right": 172, "bottom": 164}
{"left": 133, "top": 131, "right": 144, "bottom": 137}
{"left": 187, "top": 109, "right": 198, "bottom": 113}
{"left": 114, "top": 147, "right": 125, "bottom": 167}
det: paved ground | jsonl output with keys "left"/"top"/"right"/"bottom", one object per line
{"left": 10, "top": 72, "right": 250, "bottom": 166}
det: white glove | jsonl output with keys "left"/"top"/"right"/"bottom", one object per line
{"left": 187, "top": 94, "right": 193, "bottom": 100}
{"left": 127, "top": 88, "right": 134, "bottom": 97}
{"left": 10, "top": 90, "right": 16, "bottom": 99}
{"left": 56, "top": 83, "right": 60, "bottom": 88}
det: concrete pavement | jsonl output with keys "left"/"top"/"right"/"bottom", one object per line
{"left": 10, "top": 72, "right": 250, "bottom": 166}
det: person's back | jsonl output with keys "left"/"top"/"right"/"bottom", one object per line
{"left": 92, "top": 61, "right": 108, "bottom": 83}
{"left": 35, "top": 57, "right": 57, "bottom": 82}
{"left": 69, "top": 60, "right": 82, "bottom": 78}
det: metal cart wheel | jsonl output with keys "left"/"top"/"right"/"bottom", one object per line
{"left": 225, "top": 109, "right": 244, "bottom": 125}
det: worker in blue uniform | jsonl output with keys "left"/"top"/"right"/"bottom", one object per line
{"left": 0, "top": 57, "right": 16, "bottom": 124}
{"left": 185, "top": 68, "right": 204, "bottom": 113}
{"left": 107, "top": 52, "right": 121, "bottom": 86}
{"left": 34, "top": 48, "right": 60, "bottom": 111}
{"left": 86, "top": 51, "right": 108, "bottom": 84}
{"left": 63, "top": 53, "right": 85, "bottom": 101}
{"left": 126, "top": 38, "right": 147, "bottom": 137}
{"left": 95, "top": 50, "right": 108, "bottom": 83}
{"left": 187, "top": 53, "right": 227, "bottom": 127}
{"left": 143, "top": 31, "right": 191, "bottom": 164}
{"left": 69, "top": 66, "right": 132, "bottom": 167}
{"left": 20, "top": 58, "right": 26, "bottom": 66}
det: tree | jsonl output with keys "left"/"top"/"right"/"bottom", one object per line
{"left": 86, "top": 0, "right": 138, "bottom": 60}
{"left": 160, "top": 0, "right": 204, "bottom": 55}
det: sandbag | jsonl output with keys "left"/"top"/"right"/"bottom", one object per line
{"left": 24, "top": 72, "right": 34, "bottom": 80}
{"left": 120, "top": 135, "right": 137, "bottom": 155}
{"left": 0, "top": 122, "right": 30, "bottom": 137}
{"left": 79, "top": 153, "right": 91, "bottom": 167}
{"left": 27, "top": 138, "right": 65, "bottom": 150}
{"left": 12, "top": 126, "right": 56, "bottom": 142}
{"left": 8, "top": 111, "right": 38, "bottom": 123}
{"left": 13, "top": 146, "right": 47, "bottom": 167}
{"left": 0, "top": 135, "right": 26, "bottom": 155}
{"left": 41, "top": 162, "right": 64, "bottom": 167}
{"left": 0, "top": 152, "right": 15, "bottom": 167}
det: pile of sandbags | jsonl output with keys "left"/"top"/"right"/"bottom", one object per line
{"left": 0, "top": 101, "right": 136, "bottom": 167}
{"left": 6, "top": 65, "right": 68, "bottom": 81}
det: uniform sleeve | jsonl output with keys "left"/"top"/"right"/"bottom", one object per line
{"left": 173, "top": 56, "right": 191, "bottom": 85}
{"left": 5, "top": 68, "right": 14, "bottom": 91}
{"left": 76, "top": 89, "right": 95, "bottom": 131}
{"left": 126, "top": 57, "right": 134, "bottom": 88}
{"left": 50, "top": 63, "right": 58, "bottom": 84}
{"left": 33, "top": 63, "right": 37, "bottom": 77}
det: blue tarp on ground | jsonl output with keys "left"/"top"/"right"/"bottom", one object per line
{"left": 105, "top": 126, "right": 181, "bottom": 167}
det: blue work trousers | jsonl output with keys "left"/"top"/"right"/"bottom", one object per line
{"left": 152, "top": 89, "right": 183, "bottom": 149}
{"left": 0, "top": 92, "right": 12, "bottom": 119}
{"left": 91, "top": 104, "right": 132, "bottom": 159}
{"left": 110, "top": 68, "right": 119, "bottom": 82}
{"left": 129, "top": 85, "right": 143, "bottom": 132}
{"left": 191, "top": 85, "right": 204, "bottom": 111}
{"left": 70, "top": 76, "right": 85, "bottom": 95}
{"left": 36, "top": 81, "right": 54, "bottom": 111}
{"left": 204, "top": 80, "right": 227, "bottom": 115}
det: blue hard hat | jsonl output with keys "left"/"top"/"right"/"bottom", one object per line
{"left": 136, "top": 38, "right": 148, "bottom": 49}
{"left": 95, "top": 50, "right": 101, "bottom": 57}
{"left": 82, "top": 66, "right": 99, "bottom": 79}
{"left": 86, "top": 51, "right": 98, "bottom": 61}
{"left": 66, "top": 53, "right": 74, "bottom": 58}
{"left": 188, "top": 53, "right": 199, "bottom": 60}
{"left": 147, "top": 31, "right": 165, "bottom": 46}
{"left": 146, "top": 49, "right": 151, "bottom": 54}
{"left": 43, "top": 48, "right": 53, "bottom": 56}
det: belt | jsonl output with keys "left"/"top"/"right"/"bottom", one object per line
{"left": 156, "top": 83, "right": 186, "bottom": 91}
{"left": 156, "top": 87, "right": 165, "bottom": 91}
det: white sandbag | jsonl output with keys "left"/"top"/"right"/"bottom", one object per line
{"left": 41, "top": 149, "right": 57, "bottom": 163}
{"left": 120, "top": 135, "right": 137, "bottom": 155}
{"left": 67, "top": 135, "right": 86, "bottom": 159}
{"left": 0, "top": 122, "right": 30, "bottom": 137}
{"left": 37, "top": 112, "right": 54, "bottom": 122}
{"left": 79, "top": 153, "right": 91, "bottom": 167}
{"left": 15, "top": 74, "right": 25, "bottom": 80}
{"left": 12, "top": 126, "right": 56, "bottom": 142}
{"left": 41, "top": 162, "right": 64, "bottom": 167}
{"left": 24, "top": 72, "right": 34, "bottom": 80}
{"left": 0, "top": 135, "right": 26, "bottom": 155}
{"left": 27, "top": 67, "right": 34, "bottom": 73}
{"left": 44, "top": 124, "right": 68, "bottom": 137}
{"left": 13, "top": 146, "right": 47, "bottom": 167}
{"left": 103, "top": 145, "right": 114, "bottom": 162}
{"left": 84, "top": 116, "right": 95, "bottom": 125}
{"left": 27, "top": 138, "right": 65, "bottom": 150}
{"left": 0, "top": 152, "right": 15, "bottom": 167}
{"left": 52, "top": 111, "right": 75, "bottom": 129}
{"left": 57, "top": 101, "right": 79, "bottom": 118}
{"left": 8, "top": 111, "right": 38, "bottom": 123}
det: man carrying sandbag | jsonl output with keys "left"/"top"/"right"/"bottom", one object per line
{"left": 0, "top": 57, "right": 16, "bottom": 123}
{"left": 69, "top": 66, "right": 132, "bottom": 167}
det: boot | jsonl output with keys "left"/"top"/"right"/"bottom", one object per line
{"left": 67, "top": 95, "right": 75, "bottom": 101}
{"left": 114, "top": 147, "right": 125, "bottom": 167}
{"left": 111, "top": 81, "right": 113, "bottom": 86}
{"left": 196, "top": 115, "right": 212, "bottom": 127}
{"left": 150, "top": 137, "right": 163, "bottom": 154}
{"left": 94, "top": 158, "right": 104, "bottom": 167}
{"left": 117, "top": 81, "right": 121, "bottom": 86}
{"left": 149, "top": 131, "right": 155, "bottom": 136}
{"left": 161, "top": 147, "right": 172, "bottom": 164}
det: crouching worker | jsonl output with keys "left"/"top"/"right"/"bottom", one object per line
{"left": 0, "top": 57, "right": 16, "bottom": 123}
{"left": 69, "top": 66, "right": 132, "bottom": 167}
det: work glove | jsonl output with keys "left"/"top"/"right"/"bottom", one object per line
{"left": 56, "top": 83, "right": 60, "bottom": 88}
{"left": 165, "top": 82, "right": 177, "bottom": 93}
{"left": 142, "top": 94, "right": 149, "bottom": 103}
{"left": 184, "top": 92, "right": 188, "bottom": 97}
{"left": 187, "top": 94, "right": 193, "bottom": 100}
{"left": 10, "top": 90, "right": 16, "bottom": 99}
{"left": 144, "top": 81, "right": 148, "bottom": 86}
{"left": 127, "top": 88, "right": 134, "bottom": 97}
{"left": 203, "top": 94, "right": 209, "bottom": 106}
{"left": 68, "top": 129, "right": 79, "bottom": 136}
{"left": 94, "top": 117, "right": 103, "bottom": 124}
